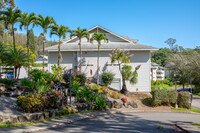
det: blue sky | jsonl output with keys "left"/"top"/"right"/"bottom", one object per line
{"left": 15, "top": 0, "right": 200, "bottom": 49}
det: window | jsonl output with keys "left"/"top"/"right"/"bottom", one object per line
{"left": 73, "top": 52, "right": 77, "bottom": 61}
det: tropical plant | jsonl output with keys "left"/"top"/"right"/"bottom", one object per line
{"left": 101, "top": 72, "right": 115, "bottom": 87}
{"left": 0, "top": 42, "right": 7, "bottom": 77}
{"left": 69, "top": 27, "right": 89, "bottom": 73}
{"left": 4, "top": 48, "right": 28, "bottom": 79}
{"left": 109, "top": 48, "right": 134, "bottom": 95}
{"left": 19, "top": 12, "right": 36, "bottom": 78}
{"left": 51, "top": 63, "right": 66, "bottom": 81}
{"left": 50, "top": 24, "right": 69, "bottom": 78}
{"left": 90, "top": 33, "right": 108, "bottom": 84}
{"left": 20, "top": 78, "right": 35, "bottom": 90}
{"left": 122, "top": 65, "right": 140, "bottom": 91}
{"left": 0, "top": 7, "right": 21, "bottom": 49}
{"left": 36, "top": 14, "right": 55, "bottom": 71}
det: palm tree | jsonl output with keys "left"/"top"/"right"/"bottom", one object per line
{"left": 0, "top": 42, "right": 7, "bottom": 79}
{"left": 19, "top": 12, "right": 36, "bottom": 78}
{"left": 36, "top": 14, "right": 55, "bottom": 71}
{"left": 90, "top": 33, "right": 108, "bottom": 84}
{"left": 109, "top": 48, "right": 136, "bottom": 95}
{"left": 69, "top": 27, "right": 89, "bottom": 73}
{"left": 50, "top": 24, "right": 69, "bottom": 78}
{"left": 4, "top": 48, "right": 29, "bottom": 79}
{"left": 0, "top": 7, "right": 21, "bottom": 49}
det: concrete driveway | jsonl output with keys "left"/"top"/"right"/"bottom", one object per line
{"left": 35, "top": 112, "right": 200, "bottom": 133}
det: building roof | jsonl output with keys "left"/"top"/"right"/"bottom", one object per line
{"left": 44, "top": 25, "right": 158, "bottom": 52}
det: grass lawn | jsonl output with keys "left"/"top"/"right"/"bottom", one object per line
{"left": 0, "top": 110, "right": 95, "bottom": 128}
{"left": 171, "top": 107, "right": 200, "bottom": 113}
{"left": 192, "top": 123, "right": 200, "bottom": 127}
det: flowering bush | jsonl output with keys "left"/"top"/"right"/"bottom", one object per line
{"left": 16, "top": 91, "right": 61, "bottom": 113}
{"left": 177, "top": 92, "right": 191, "bottom": 109}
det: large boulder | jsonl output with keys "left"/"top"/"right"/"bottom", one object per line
{"left": 17, "top": 115, "right": 28, "bottom": 122}
{"left": 127, "top": 101, "right": 138, "bottom": 108}
{"left": 113, "top": 100, "right": 123, "bottom": 109}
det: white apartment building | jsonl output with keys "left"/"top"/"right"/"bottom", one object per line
{"left": 151, "top": 63, "right": 165, "bottom": 81}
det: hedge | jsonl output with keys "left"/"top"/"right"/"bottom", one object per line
{"left": 151, "top": 90, "right": 178, "bottom": 106}
{"left": 177, "top": 92, "right": 191, "bottom": 109}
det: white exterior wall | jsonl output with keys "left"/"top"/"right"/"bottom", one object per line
{"left": 48, "top": 50, "right": 151, "bottom": 92}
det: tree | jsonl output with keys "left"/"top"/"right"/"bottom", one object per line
{"left": 19, "top": 12, "right": 36, "bottom": 78}
{"left": 0, "top": 0, "right": 15, "bottom": 35}
{"left": 50, "top": 24, "right": 69, "bottom": 78}
{"left": 122, "top": 65, "right": 140, "bottom": 92}
{"left": 0, "top": 7, "right": 21, "bottom": 49}
{"left": 151, "top": 48, "right": 172, "bottom": 66}
{"left": 0, "top": 41, "right": 6, "bottom": 78}
{"left": 90, "top": 33, "right": 108, "bottom": 84}
{"left": 36, "top": 14, "right": 55, "bottom": 71}
{"left": 109, "top": 48, "right": 136, "bottom": 95}
{"left": 4, "top": 48, "right": 29, "bottom": 79}
{"left": 167, "top": 52, "right": 191, "bottom": 89}
{"left": 69, "top": 27, "right": 89, "bottom": 73}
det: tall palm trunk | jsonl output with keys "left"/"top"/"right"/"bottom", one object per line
{"left": 79, "top": 40, "right": 82, "bottom": 73}
{"left": 97, "top": 45, "right": 100, "bottom": 85}
{"left": 27, "top": 27, "right": 30, "bottom": 78}
{"left": 57, "top": 38, "right": 61, "bottom": 79}
{"left": 42, "top": 32, "right": 45, "bottom": 72}
{"left": 12, "top": 24, "right": 15, "bottom": 49}
{"left": 118, "top": 63, "right": 129, "bottom": 95}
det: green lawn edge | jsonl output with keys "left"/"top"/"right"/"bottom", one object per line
{"left": 192, "top": 123, "right": 200, "bottom": 127}
{"left": 171, "top": 107, "right": 200, "bottom": 113}
{"left": 0, "top": 110, "right": 95, "bottom": 128}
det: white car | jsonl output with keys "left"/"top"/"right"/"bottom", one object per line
{"left": 1, "top": 73, "right": 8, "bottom": 79}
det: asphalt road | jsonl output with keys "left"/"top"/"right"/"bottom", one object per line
{"left": 35, "top": 112, "right": 200, "bottom": 133}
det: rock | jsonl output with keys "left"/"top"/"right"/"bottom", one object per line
{"left": 106, "top": 101, "right": 113, "bottom": 108}
{"left": 7, "top": 86, "right": 16, "bottom": 91}
{"left": 49, "top": 110, "right": 56, "bottom": 118}
{"left": 79, "top": 98, "right": 86, "bottom": 103}
{"left": 10, "top": 93, "right": 19, "bottom": 98}
{"left": 87, "top": 103, "right": 93, "bottom": 110}
{"left": 10, "top": 116, "right": 18, "bottom": 123}
{"left": 17, "top": 115, "right": 28, "bottom": 122}
{"left": 123, "top": 103, "right": 129, "bottom": 108}
{"left": 0, "top": 115, "right": 3, "bottom": 123}
{"left": 0, "top": 86, "right": 6, "bottom": 92}
{"left": 3, "top": 92, "right": 11, "bottom": 97}
{"left": 113, "top": 100, "right": 123, "bottom": 109}
{"left": 28, "top": 114, "right": 37, "bottom": 121}
{"left": 127, "top": 101, "right": 138, "bottom": 108}
{"left": 44, "top": 112, "right": 49, "bottom": 119}
{"left": 37, "top": 113, "right": 45, "bottom": 120}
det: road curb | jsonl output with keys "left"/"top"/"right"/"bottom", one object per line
{"left": 0, "top": 111, "right": 107, "bottom": 133}
{"left": 175, "top": 122, "right": 200, "bottom": 133}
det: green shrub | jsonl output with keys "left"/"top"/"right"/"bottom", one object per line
{"left": 17, "top": 91, "right": 60, "bottom": 113}
{"left": 35, "top": 81, "right": 51, "bottom": 92}
{"left": 58, "top": 106, "right": 72, "bottom": 115}
{"left": 177, "top": 92, "right": 191, "bottom": 109}
{"left": 20, "top": 79, "right": 35, "bottom": 90}
{"left": 0, "top": 78, "right": 15, "bottom": 87}
{"left": 110, "top": 91, "right": 122, "bottom": 99}
{"left": 77, "top": 86, "right": 93, "bottom": 103}
{"left": 31, "top": 69, "right": 44, "bottom": 82}
{"left": 90, "top": 84, "right": 104, "bottom": 93}
{"left": 101, "top": 72, "right": 115, "bottom": 87}
{"left": 74, "top": 73, "right": 86, "bottom": 86}
{"left": 71, "top": 81, "right": 81, "bottom": 98}
{"left": 167, "top": 90, "right": 178, "bottom": 105}
{"left": 151, "top": 90, "right": 178, "bottom": 106}
{"left": 51, "top": 64, "right": 66, "bottom": 81}
{"left": 93, "top": 95, "right": 107, "bottom": 110}
{"left": 43, "top": 72, "right": 56, "bottom": 83}
{"left": 151, "top": 90, "right": 168, "bottom": 106}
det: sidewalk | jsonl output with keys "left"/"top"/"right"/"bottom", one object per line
{"left": 0, "top": 111, "right": 107, "bottom": 133}
{"left": 176, "top": 122, "right": 200, "bottom": 133}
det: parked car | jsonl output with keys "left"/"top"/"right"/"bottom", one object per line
{"left": 0, "top": 72, "right": 14, "bottom": 79}
{"left": 1, "top": 73, "right": 8, "bottom": 79}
